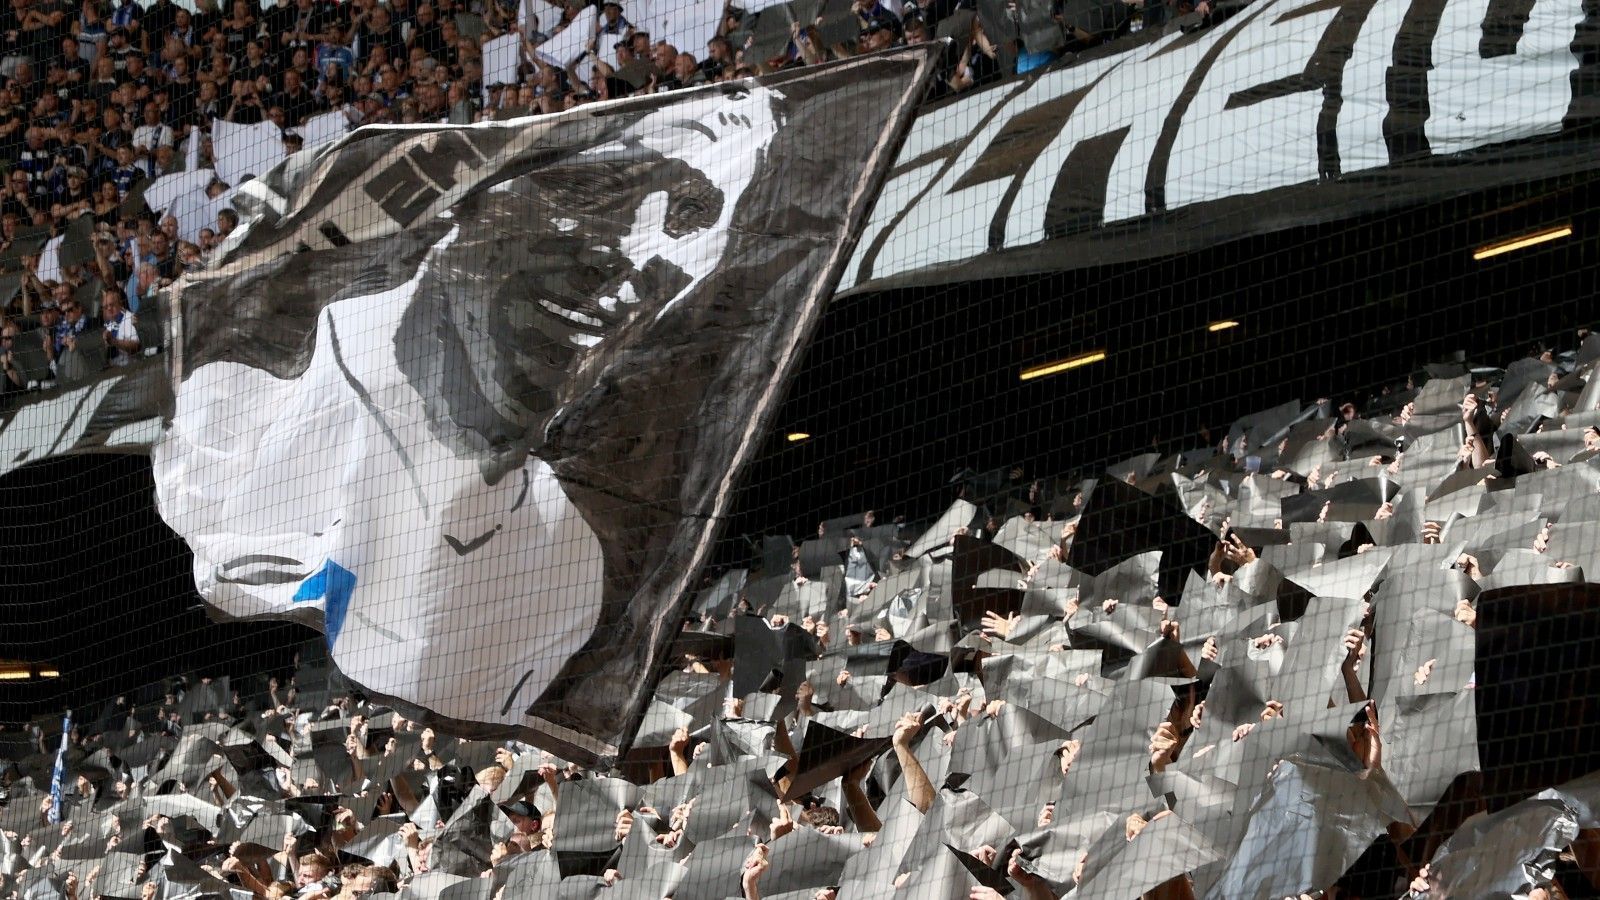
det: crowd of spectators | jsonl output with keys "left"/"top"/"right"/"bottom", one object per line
{"left": 0, "top": 0, "right": 1209, "bottom": 387}
{"left": 4, "top": 327, "right": 1600, "bottom": 899}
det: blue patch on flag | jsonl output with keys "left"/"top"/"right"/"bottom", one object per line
{"left": 293, "top": 560, "right": 357, "bottom": 649}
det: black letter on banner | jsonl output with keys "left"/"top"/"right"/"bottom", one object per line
{"left": 849, "top": 79, "right": 1035, "bottom": 285}
{"left": 1383, "top": 0, "right": 1448, "bottom": 164}
{"left": 1042, "top": 127, "right": 1130, "bottom": 239}
{"left": 1146, "top": 1, "right": 1274, "bottom": 212}
{"left": 941, "top": 79, "right": 1107, "bottom": 249}
{"left": 364, "top": 159, "right": 441, "bottom": 226}
{"left": 1565, "top": 0, "right": 1598, "bottom": 128}
{"left": 362, "top": 133, "right": 475, "bottom": 227}
{"left": 1479, "top": 0, "right": 1537, "bottom": 57}
{"left": 403, "top": 132, "right": 473, "bottom": 190}
{"left": 1221, "top": 0, "right": 1380, "bottom": 179}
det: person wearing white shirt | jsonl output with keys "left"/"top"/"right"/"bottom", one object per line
{"left": 131, "top": 104, "right": 174, "bottom": 168}
{"left": 100, "top": 287, "right": 141, "bottom": 365}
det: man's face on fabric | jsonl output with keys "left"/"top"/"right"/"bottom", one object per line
{"left": 155, "top": 87, "right": 784, "bottom": 729}
{"left": 392, "top": 87, "right": 782, "bottom": 466}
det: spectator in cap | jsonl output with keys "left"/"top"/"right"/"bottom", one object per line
{"left": 596, "top": 1, "right": 632, "bottom": 39}
{"left": 48, "top": 164, "right": 90, "bottom": 220}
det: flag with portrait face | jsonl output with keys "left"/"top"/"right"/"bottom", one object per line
{"left": 152, "top": 50, "right": 937, "bottom": 763}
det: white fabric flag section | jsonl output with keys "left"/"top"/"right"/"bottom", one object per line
{"left": 175, "top": 188, "right": 236, "bottom": 245}
{"left": 144, "top": 169, "right": 215, "bottom": 217}
{"left": 154, "top": 51, "right": 939, "bottom": 762}
{"left": 159, "top": 243, "right": 608, "bottom": 730}
{"left": 298, "top": 110, "right": 351, "bottom": 151}
{"left": 35, "top": 234, "right": 63, "bottom": 283}
{"left": 533, "top": 5, "right": 596, "bottom": 67}
{"left": 0, "top": 363, "right": 166, "bottom": 477}
{"left": 143, "top": 169, "right": 233, "bottom": 243}
{"left": 482, "top": 32, "right": 520, "bottom": 96}
{"left": 647, "top": 0, "right": 722, "bottom": 57}
{"left": 213, "top": 120, "right": 287, "bottom": 188}
{"left": 0, "top": 380, "right": 119, "bottom": 472}
{"left": 182, "top": 128, "right": 202, "bottom": 172}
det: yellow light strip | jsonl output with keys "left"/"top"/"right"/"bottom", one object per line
{"left": 1472, "top": 224, "right": 1572, "bottom": 260}
{"left": 1020, "top": 350, "right": 1107, "bottom": 381}
{"left": 0, "top": 661, "right": 59, "bottom": 679}
{"left": 786, "top": 432, "right": 811, "bottom": 442}
{"left": 1207, "top": 320, "right": 1240, "bottom": 332}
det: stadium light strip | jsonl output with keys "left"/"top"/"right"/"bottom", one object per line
{"left": 1020, "top": 350, "right": 1107, "bottom": 381}
{"left": 1473, "top": 224, "right": 1572, "bottom": 260}
{"left": 786, "top": 432, "right": 811, "bottom": 442}
{"left": 1207, "top": 320, "right": 1240, "bottom": 332}
{"left": 0, "top": 662, "right": 57, "bottom": 679}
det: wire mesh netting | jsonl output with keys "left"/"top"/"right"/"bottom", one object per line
{"left": 0, "top": 0, "right": 1598, "bottom": 896}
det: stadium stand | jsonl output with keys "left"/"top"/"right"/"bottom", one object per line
{"left": 0, "top": 0, "right": 1146, "bottom": 385}
{"left": 0, "top": 0, "right": 1597, "bottom": 892}
{"left": 5, "top": 324, "right": 1600, "bottom": 897}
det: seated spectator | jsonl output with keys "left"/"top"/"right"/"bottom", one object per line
{"left": 84, "top": 56, "right": 120, "bottom": 103}
{"left": 660, "top": 51, "right": 702, "bottom": 90}
{"left": 233, "top": 40, "right": 275, "bottom": 88}
{"left": 316, "top": 23, "right": 356, "bottom": 86}
{"left": 228, "top": 77, "right": 268, "bottom": 123}
{"left": 107, "top": 0, "right": 142, "bottom": 40}
{"left": 47, "top": 164, "right": 90, "bottom": 220}
{"left": 445, "top": 80, "right": 472, "bottom": 123}
{"left": 120, "top": 55, "right": 156, "bottom": 102}
{"left": 131, "top": 102, "right": 173, "bottom": 172}
{"left": 274, "top": 67, "right": 317, "bottom": 125}
{"left": 99, "top": 286, "right": 139, "bottom": 366}
{"left": 41, "top": 295, "right": 89, "bottom": 373}
{"left": 198, "top": 49, "right": 233, "bottom": 91}
{"left": 0, "top": 213, "right": 23, "bottom": 253}
{"left": 281, "top": 46, "right": 316, "bottom": 92}
{"left": 103, "top": 25, "right": 139, "bottom": 73}
{"left": 91, "top": 178, "right": 120, "bottom": 226}
{"left": 192, "top": 78, "right": 227, "bottom": 127}
{"left": 0, "top": 319, "right": 25, "bottom": 400}
{"left": 219, "top": 0, "right": 257, "bottom": 55}
{"left": 410, "top": 3, "right": 447, "bottom": 60}
{"left": 150, "top": 143, "right": 179, "bottom": 179}
{"left": 0, "top": 169, "right": 39, "bottom": 222}
{"left": 109, "top": 145, "right": 141, "bottom": 198}
{"left": 125, "top": 260, "right": 159, "bottom": 312}
{"left": 649, "top": 40, "right": 678, "bottom": 78}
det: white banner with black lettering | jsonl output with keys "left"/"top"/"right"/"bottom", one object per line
{"left": 843, "top": 0, "right": 1595, "bottom": 290}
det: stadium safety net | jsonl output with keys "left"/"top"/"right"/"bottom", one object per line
{"left": 0, "top": 0, "right": 1598, "bottom": 895}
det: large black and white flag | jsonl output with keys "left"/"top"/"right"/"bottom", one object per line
{"left": 151, "top": 50, "right": 937, "bottom": 762}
